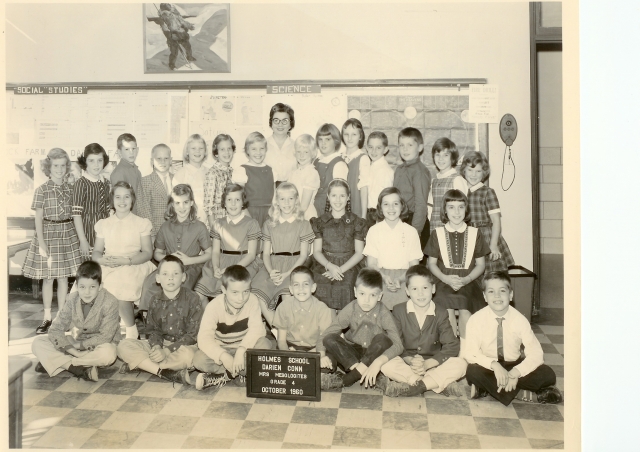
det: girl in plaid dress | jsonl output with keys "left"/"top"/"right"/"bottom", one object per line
{"left": 203, "top": 134, "right": 235, "bottom": 230}
{"left": 23, "top": 148, "right": 83, "bottom": 334}
{"left": 460, "top": 152, "right": 515, "bottom": 273}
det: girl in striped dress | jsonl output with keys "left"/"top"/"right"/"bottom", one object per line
{"left": 461, "top": 152, "right": 515, "bottom": 273}
{"left": 72, "top": 143, "right": 111, "bottom": 261}
{"left": 23, "top": 148, "right": 83, "bottom": 334}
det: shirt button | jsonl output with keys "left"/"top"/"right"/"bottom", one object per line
{"left": 417, "top": 347, "right": 421, "bottom": 351}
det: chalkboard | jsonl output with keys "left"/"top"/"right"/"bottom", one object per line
{"left": 246, "top": 349, "right": 321, "bottom": 402}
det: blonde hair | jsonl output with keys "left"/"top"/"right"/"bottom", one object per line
{"left": 41, "top": 148, "right": 71, "bottom": 177}
{"left": 294, "top": 134, "right": 318, "bottom": 161}
{"left": 244, "top": 131, "right": 267, "bottom": 157}
{"left": 182, "top": 134, "right": 208, "bottom": 163}
{"left": 268, "top": 182, "right": 304, "bottom": 227}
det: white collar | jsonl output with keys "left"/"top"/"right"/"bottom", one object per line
{"left": 83, "top": 171, "right": 103, "bottom": 182}
{"left": 341, "top": 148, "right": 364, "bottom": 162}
{"left": 407, "top": 300, "right": 436, "bottom": 316}
{"left": 370, "top": 157, "right": 388, "bottom": 167}
{"left": 437, "top": 167, "right": 458, "bottom": 179}
{"left": 444, "top": 222, "right": 468, "bottom": 233}
{"left": 227, "top": 211, "right": 246, "bottom": 224}
{"left": 278, "top": 215, "right": 296, "bottom": 224}
{"left": 318, "top": 152, "right": 341, "bottom": 163}
{"left": 268, "top": 134, "right": 293, "bottom": 148}
{"left": 469, "top": 182, "right": 484, "bottom": 192}
{"left": 245, "top": 161, "right": 266, "bottom": 167}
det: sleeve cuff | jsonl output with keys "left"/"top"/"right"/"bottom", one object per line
{"left": 487, "top": 208, "right": 501, "bottom": 215}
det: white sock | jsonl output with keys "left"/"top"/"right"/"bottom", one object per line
{"left": 459, "top": 338, "right": 466, "bottom": 358}
{"left": 125, "top": 325, "right": 139, "bottom": 339}
{"left": 44, "top": 309, "right": 52, "bottom": 321}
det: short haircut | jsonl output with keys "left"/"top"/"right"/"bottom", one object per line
{"left": 324, "top": 178, "right": 351, "bottom": 214}
{"left": 166, "top": 184, "right": 198, "bottom": 222}
{"left": 151, "top": 143, "right": 171, "bottom": 158}
{"left": 76, "top": 260, "right": 102, "bottom": 284}
{"left": 341, "top": 118, "right": 365, "bottom": 149}
{"left": 269, "top": 182, "right": 303, "bottom": 226}
{"left": 117, "top": 133, "right": 137, "bottom": 150}
{"left": 269, "top": 103, "right": 295, "bottom": 133}
{"left": 482, "top": 270, "right": 512, "bottom": 291}
{"left": 290, "top": 266, "right": 315, "bottom": 283}
{"left": 77, "top": 143, "right": 109, "bottom": 170}
{"left": 405, "top": 265, "right": 435, "bottom": 286}
{"left": 459, "top": 151, "right": 490, "bottom": 182}
{"left": 110, "top": 181, "right": 136, "bottom": 211}
{"left": 316, "top": 123, "right": 342, "bottom": 151}
{"left": 183, "top": 134, "right": 208, "bottom": 163}
{"left": 367, "top": 131, "right": 389, "bottom": 148}
{"left": 221, "top": 183, "right": 248, "bottom": 210}
{"left": 376, "top": 186, "right": 410, "bottom": 222}
{"left": 355, "top": 268, "right": 384, "bottom": 291}
{"left": 398, "top": 127, "right": 424, "bottom": 147}
{"left": 212, "top": 134, "right": 236, "bottom": 157}
{"left": 441, "top": 189, "right": 470, "bottom": 224}
{"left": 431, "top": 137, "right": 460, "bottom": 168}
{"left": 294, "top": 134, "right": 318, "bottom": 160}
{"left": 41, "top": 148, "right": 71, "bottom": 177}
{"left": 221, "top": 265, "right": 251, "bottom": 288}
{"left": 157, "top": 254, "right": 186, "bottom": 274}
{"left": 244, "top": 131, "right": 267, "bottom": 156}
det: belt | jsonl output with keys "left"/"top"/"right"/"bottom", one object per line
{"left": 44, "top": 218, "right": 73, "bottom": 224}
{"left": 272, "top": 251, "right": 300, "bottom": 256}
{"left": 471, "top": 222, "right": 491, "bottom": 227}
{"left": 221, "top": 250, "right": 247, "bottom": 255}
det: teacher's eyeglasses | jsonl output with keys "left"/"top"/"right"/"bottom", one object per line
{"left": 272, "top": 118, "right": 290, "bottom": 125}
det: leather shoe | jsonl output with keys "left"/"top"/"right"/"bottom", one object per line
{"left": 35, "top": 320, "right": 52, "bottom": 334}
{"left": 536, "top": 386, "right": 563, "bottom": 404}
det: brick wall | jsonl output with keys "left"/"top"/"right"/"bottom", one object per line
{"left": 539, "top": 147, "right": 563, "bottom": 254}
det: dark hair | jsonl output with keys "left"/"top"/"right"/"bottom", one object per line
{"left": 76, "top": 260, "right": 102, "bottom": 284}
{"left": 117, "top": 133, "right": 137, "bottom": 150}
{"left": 324, "top": 179, "right": 351, "bottom": 214}
{"left": 431, "top": 137, "right": 460, "bottom": 169}
{"left": 110, "top": 181, "right": 136, "bottom": 211}
{"left": 316, "top": 123, "right": 342, "bottom": 151}
{"left": 40, "top": 148, "right": 71, "bottom": 177}
{"left": 355, "top": 268, "right": 384, "bottom": 291}
{"left": 482, "top": 270, "right": 512, "bottom": 291}
{"left": 405, "top": 265, "right": 435, "bottom": 286}
{"left": 367, "top": 131, "right": 389, "bottom": 148}
{"left": 441, "top": 189, "right": 470, "bottom": 224}
{"left": 269, "top": 103, "right": 295, "bottom": 134}
{"left": 221, "top": 184, "right": 248, "bottom": 211}
{"left": 166, "top": 184, "right": 198, "bottom": 222}
{"left": 221, "top": 265, "right": 251, "bottom": 288}
{"left": 341, "top": 118, "right": 365, "bottom": 149}
{"left": 398, "top": 127, "right": 424, "bottom": 155}
{"left": 290, "top": 266, "right": 315, "bottom": 283}
{"left": 77, "top": 143, "right": 109, "bottom": 170}
{"left": 157, "top": 254, "right": 186, "bottom": 274}
{"left": 376, "top": 187, "right": 410, "bottom": 222}
{"left": 212, "top": 134, "right": 236, "bottom": 157}
{"left": 460, "top": 151, "right": 490, "bottom": 182}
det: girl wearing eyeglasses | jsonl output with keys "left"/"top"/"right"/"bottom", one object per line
{"left": 265, "top": 103, "right": 297, "bottom": 185}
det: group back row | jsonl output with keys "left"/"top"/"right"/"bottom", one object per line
{"left": 22, "top": 102, "right": 514, "bottom": 341}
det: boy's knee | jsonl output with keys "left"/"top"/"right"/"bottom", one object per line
{"left": 192, "top": 349, "right": 209, "bottom": 369}
{"left": 254, "top": 337, "right": 273, "bottom": 350}
{"left": 371, "top": 333, "right": 393, "bottom": 349}
{"left": 100, "top": 343, "right": 118, "bottom": 365}
{"left": 322, "top": 333, "right": 342, "bottom": 350}
{"left": 536, "top": 364, "right": 557, "bottom": 386}
{"left": 465, "top": 363, "right": 485, "bottom": 380}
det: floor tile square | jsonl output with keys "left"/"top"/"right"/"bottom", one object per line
{"left": 382, "top": 411, "right": 429, "bottom": 431}
{"left": 474, "top": 417, "right": 526, "bottom": 437}
{"left": 237, "top": 420, "right": 289, "bottom": 442}
{"left": 173, "top": 383, "right": 222, "bottom": 400}
{"left": 159, "top": 398, "right": 211, "bottom": 417}
{"left": 22, "top": 405, "right": 72, "bottom": 432}
{"left": 145, "top": 414, "right": 199, "bottom": 435}
{"left": 254, "top": 397, "right": 298, "bottom": 406}
{"left": 131, "top": 432, "right": 188, "bottom": 449}
{"left": 382, "top": 395, "right": 428, "bottom": 414}
{"left": 32, "top": 425, "right": 97, "bottom": 448}
{"left": 284, "top": 423, "right": 336, "bottom": 446}
{"left": 429, "top": 432, "right": 481, "bottom": 449}
{"left": 538, "top": 325, "right": 563, "bottom": 335}
{"left": 291, "top": 406, "right": 339, "bottom": 425}
{"left": 546, "top": 334, "right": 564, "bottom": 344}
{"left": 9, "top": 309, "right": 38, "bottom": 320}
{"left": 478, "top": 435, "right": 532, "bottom": 449}
{"left": 427, "top": 414, "right": 478, "bottom": 435}
{"left": 231, "top": 439, "right": 284, "bottom": 448}
{"left": 133, "top": 381, "right": 182, "bottom": 398}
{"left": 58, "top": 409, "right": 113, "bottom": 429}
{"left": 189, "top": 417, "right": 245, "bottom": 439}
{"left": 25, "top": 374, "right": 68, "bottom": 391}
{"left": 94, "top": 379, "right": 145, "bottom": 396}
{"left": 10, "top": 327, "right": 36, "bottom": 340}
{"left": 469, "top": 400, "right": 519, "bottom": 418}
{"left": 519, "top": 419, "right": 564, "bottom": 440}
{"left": 381, "top": 429, "right": 431, "bottom": 449}
{"left": 107, "top": 369, "right": 152, "bottom": 382}
{"left": 513, "top": 402, "right": 564, "bottom": 421}
{"left": 203, "top": 401, "right": 253, "bottom": 420}
{"left": 529, "top": 438, "right": 565, "bottom": 448}
{"left": 118, "top": 396, "right": 171, "bottom": 414}
{"left": 181, "top": 436, "right": 235, "bottom": 448}
{"left": 246, "top": 403, "right": 296, "bottom": 423}
{"left": 540, "top": 342, "right": 557, "bottom": 353}
{"left": 556, "top": 377, "right": 564, "bottom": 391}
{"left": 297, "top": 392, "right": 342, "bottom": 408}
{"left": 336, "top": 408, "right": 382, "bottom": 428}
{"left": 282, "top": 442, "right": 331, "bottom": 449}
{"left": 99, "top": 411, "right": 157, "bottom": 432}
{"left": 543, "top": 353, "right": 564, "bottom": 365}
{"left": 332, "top": 426, "right": 381, "bottom": 449}
{"left": 37, "top": 391, "right": 90, "bottom": 409}
{"left": 339, "top": 393, "right": 383, "bottom": 410}
{"left": 80, "top": 429, "right": 141, "bottom": 449}
{"left": 340, "top": 384, "right": 378, "bottom": 395}
{"left": 76, "top": 393, "right": 130, "bottom": 412}
{"left": 554, "top": 344, "right": 564, "bottom": 354}
{"left": 56, "top": 376, "right": 106, "bottom": 393}
{"left": 425, "top": 398, "right": 471, "bottom": 416}
{"left": 534, "top": 333, "right": 551, "bottom": 344}
{"left": 214, "top": 386, "right": 255, "bottom": 403}
{"left": 23, "top": 388, "right": 51, "bottom": 406}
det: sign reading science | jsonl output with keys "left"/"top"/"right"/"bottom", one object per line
{"left": 246, "top": 349, "right": 321, "bottom": 402}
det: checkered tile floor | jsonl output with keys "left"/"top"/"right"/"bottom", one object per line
{"left": 9, "top": 295, "right": 564, "bottom": 449}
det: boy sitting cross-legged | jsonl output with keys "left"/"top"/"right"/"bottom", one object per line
{"left": 377, "top": 265, "right": 467, "bottom": 397}
{"left": 317, "top": 268, "right": 403, "bottom": 390}
{"left": 116, "top": 255, "right": 202, "bottom": 385}
{"left": 191, "top": 265, "right": 273, "bottom": 390}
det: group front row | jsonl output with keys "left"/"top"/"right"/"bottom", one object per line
{"left": 32, "top": 257, "right": 562, "bottom": 407}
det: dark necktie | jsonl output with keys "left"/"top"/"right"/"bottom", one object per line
{"left": 496, "top": 317, "right": 504, "bottom": 362}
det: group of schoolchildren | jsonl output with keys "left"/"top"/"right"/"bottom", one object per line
{"left": 25, "top": 103, "right": 562, "bottom": 406}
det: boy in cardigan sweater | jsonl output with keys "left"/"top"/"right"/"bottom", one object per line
{"left": 377, "top": 265, "right": 467, "bottom": 397}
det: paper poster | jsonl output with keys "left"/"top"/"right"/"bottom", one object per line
{"left": 468, "top": 84, "right": 499, "bottom": 123}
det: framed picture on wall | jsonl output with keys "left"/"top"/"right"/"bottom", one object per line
{"left": 143, "top": 3, "right": 230, "bottom": 73}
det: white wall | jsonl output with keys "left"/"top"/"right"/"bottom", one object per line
{"left": 6, "top": 2, "right": 534, "bottom": 268}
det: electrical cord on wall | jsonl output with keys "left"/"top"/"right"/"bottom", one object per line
{"left": 501, "top": 145, "right": 515, "bottom": 191}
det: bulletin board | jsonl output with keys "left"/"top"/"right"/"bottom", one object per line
{"left": 5, "top": 80, "right": 488, "bottom": 218}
